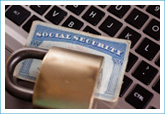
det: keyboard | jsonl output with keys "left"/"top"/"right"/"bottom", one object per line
{"left": 5, "top": 5, "right": 160, "bottom": 109}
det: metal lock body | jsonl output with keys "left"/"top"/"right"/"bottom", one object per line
{"left": 6, "top": 47, "right": 103, "bottom": 109}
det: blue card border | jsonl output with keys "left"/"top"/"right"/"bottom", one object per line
{"left": 1, "top": 1, "right": 164, "bottom": 114}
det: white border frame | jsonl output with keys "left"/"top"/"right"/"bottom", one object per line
{"left": 1, "top": 1, "right": 164, "bottom": 113}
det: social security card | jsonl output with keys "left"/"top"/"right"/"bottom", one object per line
{"left": 16, "top": 21, "right": 131, "bottom": 102}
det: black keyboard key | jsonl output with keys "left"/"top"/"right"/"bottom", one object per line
{"left": 146, "top": 5, "right": 160, "bottom": 18}
{"left": 83, "top": 26, "right": 101, "bottom": 35}
{"left": 125, "top": 8, "right": 149, "bottom": 29}
{"left": 82, "top": 6, "right": 105, "bottom": 26}
{"left": 136, "top": 5, "right": 145, "bottom": 8}
{"left": 155, "top": 57, "right": 160, "bottom": 67}
{"left": 143, "top": 19, "right": 160, "bottom": 41}
{"left": 99, "top": 16, "right": 122, "bottom": 37}
{"left": 5, "top": 5, "right": 9, "bottom": 9}
{"left": 126, "top": 84, "right": 153, "bottom": 109}
{"left": 126, "top": 53, "right": 138, "bottom": 72}
{"left": 118, "top": 27, "right": 141, "bottom": 48}
{"left": 136, "top": 38, "right": 159, "bottom": 60}
{"left": 66, "top": 5, "right": 86, "bottom": 15}
{"left": 23, "top": 15, "right": 43, "bottom": 32}
{"left": 119, "top": 76, "right": 132, "bottom": 97}
{"left": 132, "top": 61, "right": 158, "bottom": 85}
{"left": 6, "top": 5, "right": 30, "bottom": 26}
{"left": 30, "top": 5, "right": 50, "bottom": 15}
{"left": 98, "top": 5, "right": 106, "bottom": 8}
{"left": 152, "top": 79, "right": 160, "bottom": 94}
{"left": 45, "top": 6, "right": 67, "bottom": 25}
{"left": 107, "top": 5, "right": 130, "bottom": 18}
{"left": 62, "top": 16, "right": 83, "bottom": 30}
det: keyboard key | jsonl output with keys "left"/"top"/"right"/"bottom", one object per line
{"left": 126, "top": 53, "right": 138, "bottom": 72}
{"left": 132, "top": 61, "right": 158, "bottom": 85}
{"left": 83, "top": 26, "right": 101, "bottom": 35}
{"left": 107, "top": 5, "right": 130, "bottom": 18}
{"left": 99, "top": 16, "right": 122, "bottom": 37}
{"left": 23, "top": 15, "right": 43, "bottom": 32}
{"left": 82, "top": 6, "right": 105, "bottom": 26}
{"left": 119, "top": 76, "right": 132, "bottom": 97}
{"left": 118, "top": 27, "right": 141, "bottom": 48}
{"left": 155, "top": 57, "right": 160, "bottom": 67}
{"left": 62, "top": 16, "right": 83, "bottom": 30}
{"left": 66, "top": 5, "right": 86, "bottom": 15}
{"left": 45, "top": 6, "right": 67, "bottom": 25}
{"left": 136, "top": 38, "right": 159, "bottom": 60}
{"left": 30, "top": 5, "right": 50, "bottom": 15}
{"left": 152, "top": 79, "right": 160, "bottom": 94}
{"left": 5, "top": 5, "right": 9, "bottom": 9}
{"left": 136, "top": 5, "right": 145, "bottom": 8}
{"left": 5, "top": 5, "right": 30, "bottom": 26}
{"left": 125, "top": 8, "right": 149, "bottom": 29}
{"left": 98, "top": 5, "right": 106, "bottom": 8}
{"left": 146, "top": 5, "right": 160, "bottom": 18}
{"left": 126, "top": 84, "right": 153, "bottom": 109}
{"left": 143, "top": 19, "right": 160, "bottom": 41}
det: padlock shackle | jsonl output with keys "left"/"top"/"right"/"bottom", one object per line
{"left": 5, "top": 48, "right": 47, "bottom": 101}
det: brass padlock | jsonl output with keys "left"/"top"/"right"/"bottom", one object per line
{"left": 5, "top": 47, "right": 103, "bottom": 109}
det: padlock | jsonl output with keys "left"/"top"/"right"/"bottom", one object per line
{"left": 5, "top": 47, "right": 103, "bottom": 109}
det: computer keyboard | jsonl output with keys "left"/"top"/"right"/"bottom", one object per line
{"left": 5, "top": 5, "right": 160, "bottom": 109}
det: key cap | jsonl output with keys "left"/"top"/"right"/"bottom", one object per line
{"left": 119, "top": 76, "right": 132, "bottom": 97}
{"left": 23, "top": 15, "right": 43, "bottom": 32}
{"left": 62, "top": 16, "right": 83, "bottom": 30}
{"left": 118, "top": 26, "right": 141, "bottom": 48}
{"left": 5, "top": 5, "right": 30, "bottom": 26}
{"left": 98, "top": 5, "right": 106, "bottom": 8}
{"left": 155, "top": 57, "right": 160, "bottom": 67}
{"left": 107, "top": 5, "right": 130, "bottom": 18}
{"left": 143, "top": 19, "right": 160, "bottom": 41}
{"left": 66, "top": 5, "right": 86, "bottom": 15}
{"left": 132, "top": 61, "right": 158, "bottom": 85}
{"left": 5, "top": 5, "right": 9, "bottom": 9}
{"left": 146, "top": 5, "right": 160, "bottom": 18}
{"left": 125, "top": 8, "right": 149, "bottom": 29}
{"left": 136, "top": 5, "right": 145, "bottom": 8}
{"left": 83, "top": 26, "right": 101, "bottom": 35}
{"left": 45, "top": 6, "right": 67, "bottom": 25}
{"left": 99, "top": 16, "right": 122, "bottom": 37}
{"left": 126, "top": 84, "right": 153, "bottom": 109}
{"left": 82, "top": 6, "right": 105, "bottom": 26}
{"left": 126, "top": 53, "right": 138, "bottom": 72}
{"left": 152, "top": 79, "right": 160, "bottom": 94}
{"left": 136, "top": 38, "right": 159, "bottom": 60}
{"left": 30, "top": 5, "right": 50, "bottom": 15}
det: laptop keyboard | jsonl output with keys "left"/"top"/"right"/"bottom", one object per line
{"left": 5, "top": 5, "right": 160, "bottom": 109}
